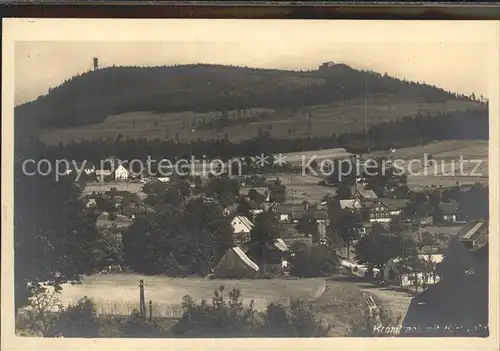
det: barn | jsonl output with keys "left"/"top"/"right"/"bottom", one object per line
{"left": 213, "top": 247, "right": 260, "bottom": 279}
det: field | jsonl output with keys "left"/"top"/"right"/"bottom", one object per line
{"left": 277, "top": 172, "right": 333, "bottom": 204}
{"left": 58, "top": 274, "right": 326, "bottom": 316}
{"left": 283, "top": 148, "right": 353, "bottom": 164}
{"left": 82, "top": 181, "right": 147, "bottom": 200}
{"left": 259, "top": 140, "right": 488, "bottom": 205}
{"left": 36, "top": 95, "right": 482, "bottom": 145}
{"left": 367, "top": 140, "right": 488, "bottom": 190}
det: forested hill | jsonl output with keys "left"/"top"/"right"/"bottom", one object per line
{"left": 15, "top": 63, "right": 478, "bottom": 133}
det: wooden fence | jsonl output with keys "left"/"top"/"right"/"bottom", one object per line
{"left": 95, "top": 279, "right": 184, "bottom": 320}
{"left": 95, "top": 301, "right": 183, "bottom": 319}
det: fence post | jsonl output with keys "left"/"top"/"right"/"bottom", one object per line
{"left": 149, "top": 300, "right": 153, "bottom": 322}
{"left": 139, "top": 280, "right": 145, "bottom": 319}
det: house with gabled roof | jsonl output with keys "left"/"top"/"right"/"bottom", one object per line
{"left": 352, "top": 184, "right": 379, "bottom": 200}
{"left": 213, "top": 247, "right": 259, "bottom": 279}
{"left": 367, "top": 198, "right": 410, "bottom": 223}
{"left": 277, "top": 201, "right": 311, "bottom": 223}
{"left": 230, "top": 215, "right": 254, "bottom": 245}
{"left": 456, "top": 220, "right": 488, "bottom": 250}
{"left": 339, "top": 198, "right": 363, "bottom": 211}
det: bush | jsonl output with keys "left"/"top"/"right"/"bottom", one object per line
{"left": 172, "top": 285, "right": 260, "bottom": 337}
{"left": 291, "top": 245, "right": 339, "bottom": 278}
{"left": 172, "top": 285, "right": 330, "bottom": 337}
{"left": 48, "top": 297, "right": 100, "bottom": 337}
{"left": 263, "top": 300, "right": 330, "bottom": 337}
{"left": 15, "top": 285, "right": 64, "bottom": 336}
{"left": 119, "top": 310, "right": 165, "bottom": 337}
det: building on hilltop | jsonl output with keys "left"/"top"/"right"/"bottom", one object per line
{"left": 319, "top": 61, "right": 336, "bottom": 69}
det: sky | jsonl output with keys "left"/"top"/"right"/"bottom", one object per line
{"left": 13, "top": 20, "right": 496, "bottom": 106}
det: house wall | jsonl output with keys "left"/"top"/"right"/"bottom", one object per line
{"left": 280, "top": 214, "right": 290, "bottom": 222}
{"left": 401, "top": 273, "right": 440, "bottom": 287}
{"left": 115, "top": 167, "right": 129, "bottom": 180}
{"left": 233, "top": 233, "right": 251, "bottom": 246}
{"left": 214, "top": 268, "right": 258, "bottom": 279}
{"left": 262, "top": 263, "right": 283, "bottom": 275}
{"left": 370, "top": 217, "right": 392, "bottom": 223}
{"left": 231, "top": 219, "right": 252, "bottom": 234}
{"left": 443, "top": 214, "right": 457, "bottom": 223}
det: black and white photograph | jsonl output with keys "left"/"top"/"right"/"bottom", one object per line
{"left": 2, "top": 18, "right": 499, "bottom": 349}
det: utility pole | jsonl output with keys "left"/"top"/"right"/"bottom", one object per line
{"left": 139, "top": 280, "right": 146, "bottom": 319}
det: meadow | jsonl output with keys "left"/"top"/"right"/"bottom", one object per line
{"left": 36, "top": 95, "right": 482, "bottom": 145}
{"left": 58, "top": 274, "right": 327, "bottom": 316}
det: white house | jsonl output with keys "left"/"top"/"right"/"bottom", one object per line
{"left": 231, "top": 215, "right": 254, "bottom": 245}
{"left": 114, "top": 165, "right": 129, "bottom": 180}
{"left": 231, "top": 215, "right": 254, "bottom": 234}
{"left": 85, "top": 198, "right": 97, "bottom": 208}
{"left": 383, "top": 254, "right": 443, "bottom": 287}
{"left": 339, "top": 199, "right": 362, "bottom": 211}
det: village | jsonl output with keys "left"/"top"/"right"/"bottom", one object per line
{"left": 62, "top": 150, "right": 488, "bottom": 296}
{"left": 10, "top": 28, "right": 493, "bottom": 339}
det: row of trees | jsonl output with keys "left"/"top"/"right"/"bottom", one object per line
{"left": 16, "top": 107, "right": 488, "bottom": 166}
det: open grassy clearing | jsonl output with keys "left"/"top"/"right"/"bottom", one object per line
{"left": 82, "top": 181, "right": 146, "bottom": 199}
{"left": 368, "top": 140, "right": 488, "bottom": 189}
{"left": 283, "top": 148, "right": 352, "bottom": 165}
{"left": 58, "top": 274, "right": 326, "bottom": 315}
{"left": 36, "top": 96, "right": 482, "bottom": 145}
{"left": 278, "top": 172, "right": 334, "bottom": 204}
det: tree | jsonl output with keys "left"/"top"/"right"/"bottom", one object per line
{"left": 94, "top": 225, "right": 124, "bottom": 270}
{"left": 95, "top": 194, "right": 116, "bottom": 213}
{"left": 354, "top": 233, "right": 417, "bottom": 281}
{"left": 291, "top": 245, "right": 338, "bottom": 278}
{"left": 123, "top": 197, "right": 232, "bottom": 277}
{"left": 250, "top": 211, "right": 280, "bottom": 244}
{"left": 458, "top": 183, "right": 488, "bottom": 220}
{"left": 236, "top": 196, "right": 253, "bottom": 220}
{"left": 335, "top": 183, "right": 352, "bottom": 200}
{"left": 175, "top": 178, "right": 192, "bottom": 198}
{"left": 436, "top": 237, "right": 475, "bottom": 284}
{"left": 336, "top": 209, "right": 363, "bottom": 260}
{"left": 14, "top": 170, "right": 101, "bottom": 311}
{"left": 248, "top": 188, "right": 265, "bottom": 204}
{"left": 295, "top": 214, "right": 318, "bottom": 241}
{"left": 269, "top": 181, "right": 286, "bottom": 203}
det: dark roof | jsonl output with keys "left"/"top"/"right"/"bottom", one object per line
{"left": 439, "top": 200, "right": 459, "bottom": 215}
{"left": 470, "top": 242, "right": 488, "bottom": 262}
{"left": 372, "top": 222, "right": 391, "bottom": 234}
{"left": 312, "top": 210, "right": 329, "bottom": 220}
{"left": 247, "top": 199, "right": 262, "bottom": 210}
{"left": 279, "top": 223, "right": 303, "bottom": 237}
{"left": 278, "top": 203, "right": 307, "bottom": 216}
{"left": 457, "top": 220, "right": 488, "bottom": 241}
{"left": 378, "top": 198, "right": 410, "bottom": 211}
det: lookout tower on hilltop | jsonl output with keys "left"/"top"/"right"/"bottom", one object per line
{"left": 93, "top": 57, "right": 99, "bottom": 70}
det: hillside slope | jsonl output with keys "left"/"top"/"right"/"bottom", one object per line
{"left": 15, "top": 63, "right": 483, "bottom": 142}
